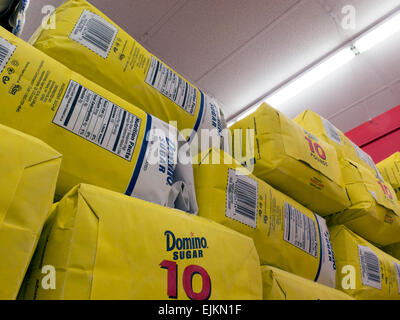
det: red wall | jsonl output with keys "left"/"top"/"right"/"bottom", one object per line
{"left": 345, "top": 105, "right": 400, "bottom": 163}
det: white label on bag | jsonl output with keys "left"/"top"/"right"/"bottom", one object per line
{"left": 226, "top": 169, "right": 258, "bottom": 228}
{"left": 145, "top": 57, "right": 197, "bottom": 115}
{"left": 284, "top": 202, "right": 318, "bottom": 258}
{"left": 351, "top": 142, "right": 384, "bottom": 180}
{"left": 200, "top": 94, "right": 223, "bottom": 135}
{"left": 368, "top": 190, "right": 378, "bottom": 202}
{"left": 358, "top": 245, "right": 382, "bottom": 289}
{"left": 53, "top": 80, "right": 141, "bottom": 161}
{"left": 70, "top": 10, "right": 118, "bottom": 59}
{"left": 0, "top": 37, "right": 16, "bottom": 74}
{"left": 128, "top": 115, "right": 198, "bottom": 214}
{"left": 315, "top": 215, "right": 336, "bottom": 287}
{"left": 322, "top": 118, "right": 342, "bottom": 145}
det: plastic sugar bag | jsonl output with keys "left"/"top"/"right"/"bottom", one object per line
{"left": 20, "top": 184, "right": 262, "bottom": 300}
{"left": 194, "top": 148, "right": 337, "bottom": 287}
{"left": 0, "top": 124, "right": 61, "bottom": 299}
{"left": 0, "top": 26, "right": 198, "bottom": 213}
{"left": 30, "top": 0, "right": 227, "bottom": 152}
{"left": 230, "top": 103, "right": 349, "bottom": 216}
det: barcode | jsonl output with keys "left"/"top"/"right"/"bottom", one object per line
{"left": 0, "top": 37, "right": 16, "bottom": 74}
{"left": 225, "top": 169, "right": 258, "bottom": 228}
{"left": 0, "top": 44, "right": 8, "bottom": 65}
{"left": 70, "top": 10, "right": 118, "bottom": 59}
{"left": 358, "top": 245, "right": 382, "bottom": 289}
{"left": 322, "top": 118, "right": 342, "bottom": 145}
{"left": 284, "top": 202, "right": 318, "bottom": 257}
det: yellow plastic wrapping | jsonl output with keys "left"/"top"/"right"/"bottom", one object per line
{"left": 0, "top": 124, "right": 61, "bottom": 299}
{"left": 330, "top": 225, "right": 400, "bottom": 300}
{"left": 0, "top": 26, "right": 198, "bottom": 213}
{"left": 328, "top": 159, "right": 400, "bottom": 246}
{"left": 383, "top": 243, "right": 400, "bottom": 261}
{"left": 230, "top": 103, "right": 349, "bottom": 216}
{"left": 261, "top": 266, "right": 354, "bottom": 300}
{"left": 30, "top": 0, "right": 226, "bottom": 147}
{"left": 20, "top": 184, "right": 262, "bottom": 300}
{"left": 378, "top": 152, "right": 400, "bottom": 200}
{"left": 194, "top": 148, "right": 337, "bottom": 287}
{"left": 294, "top": 109, "right": 383, "bottom": 179}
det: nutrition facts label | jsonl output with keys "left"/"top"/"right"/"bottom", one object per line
{"left": 284, "top": 202, "right": 318, "bottom": 257}
{"left": 53, "top": 80, "right": 141, "bottom": 161}
{"left": 145, "top": 57, "right": 197, "bottom": 115}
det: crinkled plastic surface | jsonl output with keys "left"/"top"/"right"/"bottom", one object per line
{"left": 0, "top": 26, "right": 197, "bottom": 214}
{"left": 20, "top": 184, "right": 262, "bottom": 300}
{"left": 194, "top": 148, "right": 337, "bottom": 287}
{"left": 261, "top": 266, "right": 354, "bottom": 300}
{"left": 378, "top": 152, "right": 400, "bottom": 200}
{"left": 30, "top": 0, "right": 227, "bottom": 149}
{"left": 328, "top": 159, "right": 400, "bottom": 246}
{"left": 330, "top": 225, "right": 400, "bottom": 300}
{"left": 294, "top": 109, "right": 383, "bottom": 179}
{"left": 231, "top": 103, "right": 349, "bottom": 216}
{"left": 0, "top": 125, "right": 61, "bottom": 299}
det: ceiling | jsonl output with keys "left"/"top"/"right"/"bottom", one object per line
{"left": 21, "top": 0, "right": 400, "bottom": 132}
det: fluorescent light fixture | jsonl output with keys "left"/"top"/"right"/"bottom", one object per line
{"left": 229, "top": 105, "right": 258, "bottom": 125}
{"left": 355, "top": 11, "right": 400, "bottom": 53}
{"left": 228, "top": 47, "right": 354, "bottom": 127}
{"left": 228, "top": 9, "right": 400, "bottom": 128}
{"left": 265, "top": 47, "right": 355, "bottom": 107}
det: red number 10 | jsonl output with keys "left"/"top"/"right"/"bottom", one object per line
{"left": 378, "top": 181, "right": 393, "bottom": 200}
{"left": 160, "top": 260, "right": 211, "bottom": 300}
{"left": 305, "top": 136, "right": 327, "bottom": 160}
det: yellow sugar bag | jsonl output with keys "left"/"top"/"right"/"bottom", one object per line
{"left": 330, "top": 225, "right": 400, "bottom": 300}
{"left": 194, "top": 148, "right": 337, "bottom": 287}
{"left": 383, "top": 243, "right": 400, "bottom": 261}
{"left": 230, "top": 103, "right": 349, "bottom": 216}
{"left": 378, "top": 152, "right": 400, "bottom": 200}
{"left": 294, "top": 109, "right": 383, "bottom": 179}
{"left": 30, "top": 0, "right": 226, "bottom": 148}
{"left": 0, "top": 125, "right": 61, "bottom": 299}
{"left": 0, "top": 26, "right": 197, "bottom": 213}
{"left": 261, "top": 266, "right": 354, "bottom": 300}
{"left": 328, "top": 159, "right": 400, "bottom": 246}
{"left": 20, "top": 184, "right": 262, "bottom": 300}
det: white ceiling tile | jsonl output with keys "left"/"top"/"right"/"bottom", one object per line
{"left": 198, "top": 0, "right": 346, "bottom": 119}
{"left": 21, "top": 0, "right": 181, "bottom": 41}
{"left": 144, "top": 0, "right": 300, "bottom": 82}
{"left": 363, "top": 87, "right": 400, "bottom": 120}
{"left": 89, "top": 0, "right": 183, "bottom": 40}
{"left": 320, "top": 0, "right": 400, "bottom": 38}
{"left": 328, "top": 104, "right": 368, "bottom": 133}
{"left": 355, "top": 31, "right": 400, "bottom": 85}
{"left": 391, "top": 80, "right": 400, "bottom": 96}
{"left": 328, "top": 87, "right": 400, "bottom": 132}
